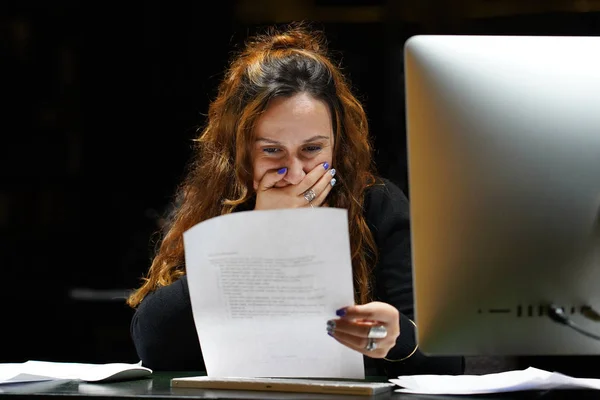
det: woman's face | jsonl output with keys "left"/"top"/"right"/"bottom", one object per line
{"left": 252, "top": 92, "right": 334, "bottom": 190}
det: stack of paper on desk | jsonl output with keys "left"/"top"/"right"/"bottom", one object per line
{"left": 183, "top": 208, "right": 364, "bottom": 378}
{"left": 390, "top": 367, "right": 600, "bottom": 395}
{"left": 0, "top": 361, "right": 151, "bottom": 385}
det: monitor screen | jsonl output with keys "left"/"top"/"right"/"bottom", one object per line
{"left": 404, "top": 35, "right": 600, "bottom": 356}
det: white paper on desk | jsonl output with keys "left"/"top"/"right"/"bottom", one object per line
{"left": 183, "top": 207, "right": 364, "bottom": 379}
{"left": 389, "top": 367, "right": 600, "bottom": 395}
{"left": 0, "top": 360, "right": 152, "bottom": 385}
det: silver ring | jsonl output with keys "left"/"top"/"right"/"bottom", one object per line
{"left": 365, "top": 338, "right": 377, "bottom": 352}
{"left": 367, "top": 325, "right": 387, "bottom": 339}
{"left": 303, "top": 189, "right": 316, "bottom": 203}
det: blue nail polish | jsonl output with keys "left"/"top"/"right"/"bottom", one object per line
{"left": 330, "top": 168, "right": 336, "bottom": 177}
{"left": 277, "top": 167, "right": 287, "bottom": 174}
{"left": 336, "top": 308, "right": 346, "bottom": 317}
{"left": 328, "top": 331, "right": 334, "bottom": 337}
{"left": 330, "top": 178, "right": 336, "bottom": 187}
{"left": 323, "top": 162, "right": 329, "bottom": 170}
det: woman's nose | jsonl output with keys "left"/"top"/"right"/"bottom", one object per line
{"left": 283, "top": 158, "right": 307, "bottom": 185}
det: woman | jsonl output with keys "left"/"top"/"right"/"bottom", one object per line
{"left": 127, "top": 23, "right": 464, "bottom": 377}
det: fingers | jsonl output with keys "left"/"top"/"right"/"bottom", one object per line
{"left": 257, "top": 167, "right": 288, "bottom": 191}
{"left": 328, "top": 318, "right": 396, "bottom": 343}
{"left": 294, "top": 162, "right": 330, "bottom": 196}
{"left": 309, "top": 168, "right": 336, "bottom": 207}
{"left": 329, "top": 328, "right": 390, "bottom": 358}
{"left": 254, "top": 162, "right": 335, "bottom": 208}
{"left": 337, "top": 302, "right": 399, "bottom": 325}
{"left": 327, "top": 318, "right": 376, "bottom": 338}
{"left": 326, "top": 302, "right": 401, "bottom": 358}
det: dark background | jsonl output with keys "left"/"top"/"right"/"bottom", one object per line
{"left": 2, "top": 0, "right": 599, "bottom": 365}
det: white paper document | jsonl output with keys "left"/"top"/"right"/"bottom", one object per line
{"left": 183, "top": 208, "right": 364, "bottom": 379}
{"left": 390, "top": 367, "right": 600, "bottom": 395}
{"left": 0, "top": 361, "right": 152, "bottom": 385}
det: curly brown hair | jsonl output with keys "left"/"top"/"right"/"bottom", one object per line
{"left": 127, "top": 22, "right": 378, "bottom": 308}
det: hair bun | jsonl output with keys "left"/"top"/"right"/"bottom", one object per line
{"left": 269, "top": 27, "right": 326, "bottom": 54}
{"left": 248, "top": 23, "right": 328, "bottom": 55}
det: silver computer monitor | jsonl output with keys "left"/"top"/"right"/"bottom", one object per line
{"left": 404, "top": 35, "right": 600, "bottom": 356}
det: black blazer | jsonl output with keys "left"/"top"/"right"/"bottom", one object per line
{"left": 130, "top": 178, "right": 465, "bottom": 377}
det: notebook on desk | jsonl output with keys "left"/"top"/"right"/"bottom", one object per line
{"left": 170, "top": 376, "right": 395, "bottom": 396}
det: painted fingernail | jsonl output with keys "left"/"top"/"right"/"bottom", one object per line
{"left": 336, "top": 308, "right": 346, "bottom": 317}
{"left": 330, "top": 178, "right": 336, "bottom": 187}
{"left": 326, "top": 320, "right": 336, "bottom": 334}
{"left": 323, "top": 162, "right": 329, "bottom": 170}
{"left": 277, "top": 167, "right": 287, "bottom": 174}
{"left": 328, "top": 331, "right": 334, "bottom": 337}
{"left": 329, "top": 168, "right": 336, "bottom": 177}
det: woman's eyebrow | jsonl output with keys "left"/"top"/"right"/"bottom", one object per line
{"left": 255, "top": 135, "right": 330, "bottom": 145}
{"left": 302, "top": 135, "right": 330, "bottom": 143}
{"left": 255, "top": 137, "right": 281, "bottom": 145}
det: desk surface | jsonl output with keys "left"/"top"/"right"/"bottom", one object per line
{"left": 0, "top": 372, "right": 598, "bottom": 400}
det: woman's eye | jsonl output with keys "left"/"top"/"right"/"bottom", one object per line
{"left": 263, "top": 148, "right": 281, "bottom": 154}
{"left": 304, "top": 146, "right": 322, "bottom": 153}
